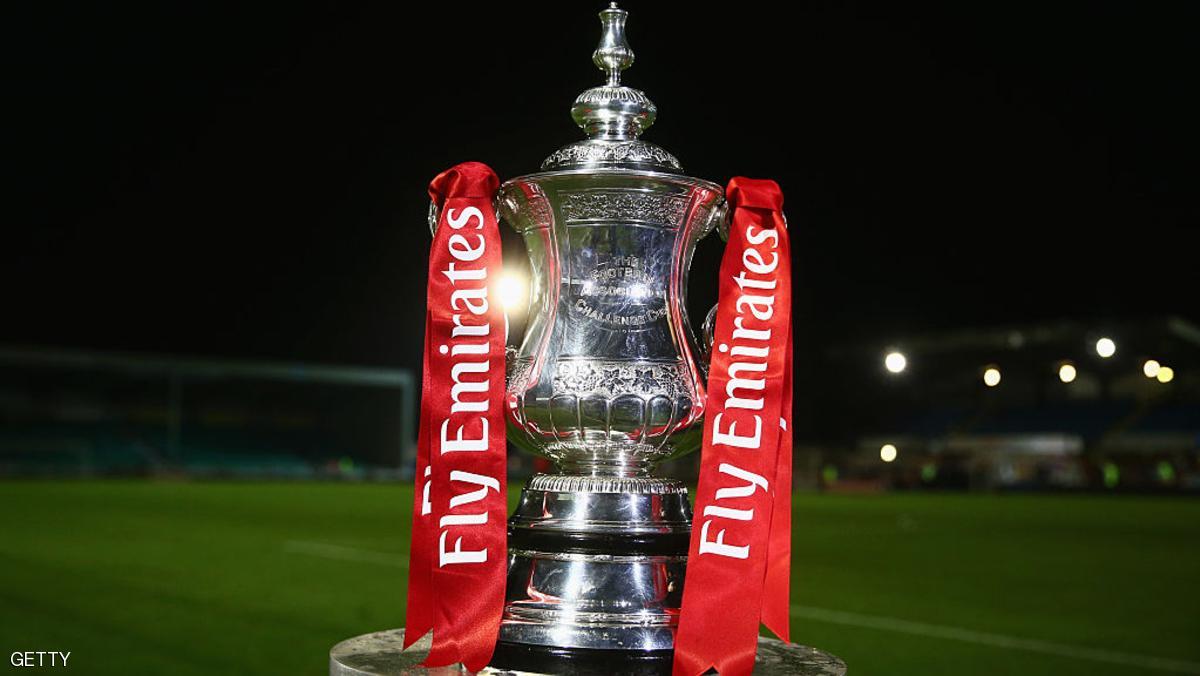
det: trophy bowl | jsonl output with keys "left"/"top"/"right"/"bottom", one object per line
{"left": 500, "top": 170, "right": 725, "bottom": 475}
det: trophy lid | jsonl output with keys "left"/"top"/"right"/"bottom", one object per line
{"left": 540, "top": 4, "right": 683, "bottom": 173}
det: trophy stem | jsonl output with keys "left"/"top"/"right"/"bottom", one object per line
{"left": 554, "top": 458, "right": 657, "bottom": 478}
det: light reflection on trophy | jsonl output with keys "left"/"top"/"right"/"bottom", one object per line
{"left": 487, "top": 4, "right": 723, "bottom": 671}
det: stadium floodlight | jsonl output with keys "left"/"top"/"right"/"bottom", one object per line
{"left": 496, "top": 271, "right": 526, "bottom": 311}
{"left": 1058, "top": 363, "right": 1077, "bottom": 383}
{"left": 884, "top": 351, "right": 907, "bottom": 374}
{"left": 880, "top": 443, "right": 898, "bottom": 462}
{"left": 983, "top": 366, "right": 1001, "bottom": 387}
{"left": 1143, "top": 359, "right": 1161, "bottom": 378}
{"left": 1095, "top": 337, "right": 1116, "bottom": 358}
{"left": 1156, "top": 366, "right": 1175, "bottom": 384}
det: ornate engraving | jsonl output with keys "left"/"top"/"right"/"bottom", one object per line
{"left": 506, "top": 350, "right": 535, "bottom": 391}
{"left": 541, "top": 141, "right": 681, "bottom": 171}
{"left": 574, "top": 86, "right": 653, "bottom": 107}
{"left": 528, "top": 473, "right": 688, "bottom": 495}
{"left": 551, "top": 360, "right": 687, "bottom": 399}
{"left": 560, "top": 191, "right": 690, "bottom": 225}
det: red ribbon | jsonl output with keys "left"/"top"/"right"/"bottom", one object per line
{"left": 404, "top": 162, "right": 508, "bottom": 672}
{"left": 674, "top": 178, "right": 793, "bottom": 676}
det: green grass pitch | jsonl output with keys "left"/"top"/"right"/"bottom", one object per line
{"left": 0, "top": 481, "right": 1197, "bottom": 675}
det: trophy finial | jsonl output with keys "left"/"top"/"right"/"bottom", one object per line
{"left": 570, "top": 4, "right": 657, "bottom": 141}
{"left": 594, "top": 3, "right": 633, "bottom": 86}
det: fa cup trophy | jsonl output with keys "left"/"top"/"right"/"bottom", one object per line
{"left": 329, "top": 5, "right": 845, "bottom": 675}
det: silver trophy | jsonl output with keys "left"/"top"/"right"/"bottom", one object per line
{"left": 488, "top": 4, "right": 722, "bottom": 672}
{"left": 331, "top": 5, "right": 846, "bottom": 674}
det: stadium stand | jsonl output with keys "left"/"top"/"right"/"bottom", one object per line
{"left": 819, "top": 316, "right": 1200, "bottom": 492}
{"left": 0, "top": 346, "right": 415, "bottom": 479}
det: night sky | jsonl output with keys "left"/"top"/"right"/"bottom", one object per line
{"left": 6, "top": 2, "right": 1199, "bottom": 376}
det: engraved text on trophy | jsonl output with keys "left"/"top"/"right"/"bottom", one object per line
{"left": 572, "top": 254, "right": 667, "bottom": 329}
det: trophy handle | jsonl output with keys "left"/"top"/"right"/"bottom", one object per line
{"left": 695, "top": 200, "right": 729, "bottom": 382}
{"left": 427, "top": 201, "right": 440, "bottom": 235}
{"left": 698, "top": 302, "right": 719, "bottom": 378}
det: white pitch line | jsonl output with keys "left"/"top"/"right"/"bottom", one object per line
{"left": 283, "top": 540, "right": 408, "bottom": 569}
{"left": 283, "top": 541, "right": 1198, "bottom": 674}
{"left": 791, "top": 605, "right": 1200, "bottom": 674}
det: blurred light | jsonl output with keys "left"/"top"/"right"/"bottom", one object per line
{"left": 884, "top": 351, "right": 907, "bottom": 374}
{"left": 1058, "top": 363, "right": 1077, "bottom": 383}
{"left": 1157, "top": 366, "right": 1175, "bottom": 384}
{"left": 1157, "top": 461, "right": 1176, "bottom": 484}
{"left": 496, "top": 272, "right": 526, "bottom": 310}
{"left": 821, "top": 465, "right": 839, "bottom": 485}
{"left": 1095, "top": 337, "right": 1116, "bottom": 358}
{"left": 920, "top": 463, "right": 938, "bottom": 482}
{"left": 1102, "top": 462, "right": 1119, "bottom": 489}
{"left": 1143, "top": 359, "right": 1161, "bottom": 378}
{"left": 983, "top": 366, "right": 1001, "bottom": 387}
{"left": 880, "top": 443, "right": 898, "bottom": 463}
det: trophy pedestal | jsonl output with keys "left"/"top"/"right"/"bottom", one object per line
{"left": 329, "top": 628, "right": 847, "bottom": 675}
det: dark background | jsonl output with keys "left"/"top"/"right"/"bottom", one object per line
{"left": 2, "top": 7, "right": 1199, "bottom": 674}
{"left": 6, "top": 1, "right": 1198, "bottom": 373}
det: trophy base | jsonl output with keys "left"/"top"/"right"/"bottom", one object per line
{"left": 328, "top": 628, "right": 848, "bottom": 675}
{"left": 497, "top": 473, "right": 691, "bottom": 653}
{"left": 489, "top": 641, "right": 673, "bottom": 675}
